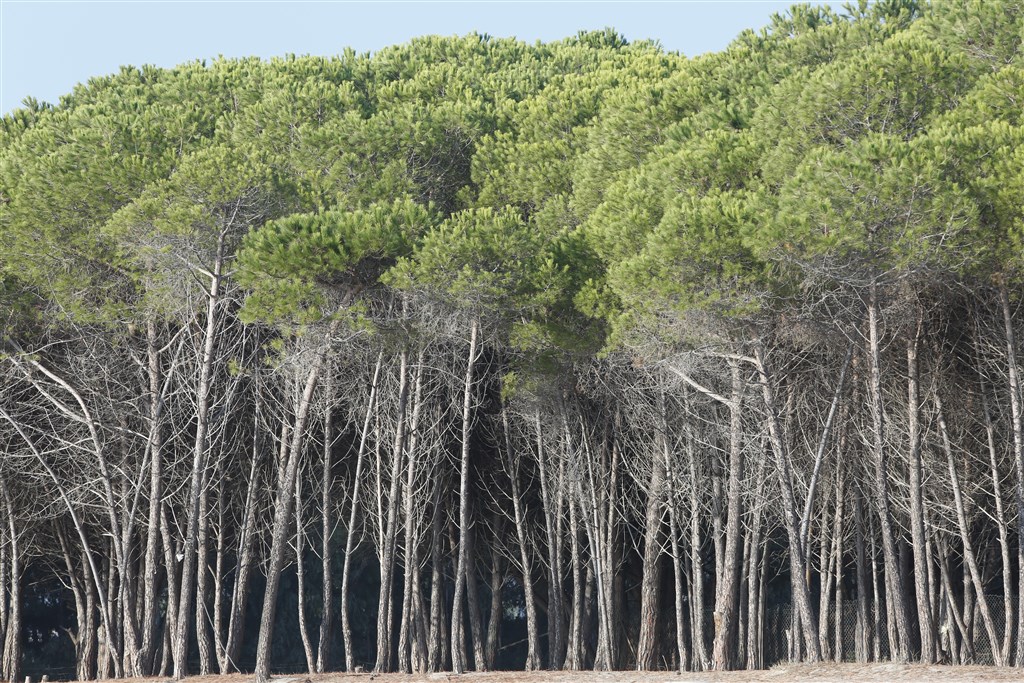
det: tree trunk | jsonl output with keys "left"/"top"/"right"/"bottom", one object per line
{"left": 317, "top": 387, "right": 336, "bottom": 674}
{"left": 997, "top": 283, "right": 1024, "bottom": 665}
{"left": 934, "top": 389, "right": 1004, "bottom": 665}
{"left": 754, "top": 344, "right": 822, "bottom": 662}
{"left": 341, "top": 352, "right": 383, "bottom": 672}
{"left": 375, "top": 349, "right": 410, "bottom": 673}
{"left": 906, "top": 316, "right": 936, "bottom": 663}
{"left": 173, "top": 230, "right": 226, "bottom": 679}
{"left": 865, "top": 284, "right": 912, "bottom": 662}
{"left": 636, "top": 403, "right": 667, "bottom": 670}
{"left": 253, "top": 333, "right": 333, "bottom": 683}
{"left": 296, "top": 475, "right": 317, "bottom": 672}
{"left": 451, "top": 319, "right": 480, "bottom": 674}
{"left": 222, "top": 401, "right": 264, "bottom": 673}
{"left": 501, "top": 405, "right": 541, "bottom": 670}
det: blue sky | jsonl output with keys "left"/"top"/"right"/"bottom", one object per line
{"left": 1, "top": 1, "right": 839, "bottom": 114}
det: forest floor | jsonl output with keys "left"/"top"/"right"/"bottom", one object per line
{"left": 116, "top": 664, "right": 1024, "bottom": 683}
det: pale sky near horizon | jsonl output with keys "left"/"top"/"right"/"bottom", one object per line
{"left": 0, "top": 0, "right": 840, "bottom": 115}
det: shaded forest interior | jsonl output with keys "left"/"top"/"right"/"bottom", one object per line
{"left": 3, "top": 0, "right": 1024, "bottom": 680}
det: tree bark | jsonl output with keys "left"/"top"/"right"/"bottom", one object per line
{"left": 451, "top": 319, "right": 480, "bottom": 674}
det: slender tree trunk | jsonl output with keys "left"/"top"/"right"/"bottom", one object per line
{"left": 296, "top": 475, "right": 317, "bottom": 672}
{"left": 854, "top": 490, "right": 870, "bottom": 663}
{"left": 451, "top": 319, "right": 480, "bottom": 674}
{"left": 997, "top": 283, "right": 1024, "bottom": 665}
{"left": 222, "top": 401, "right": 263, "bottom": 672}
{"left": 253, "top": 333, "right": 334, "bottom": 683}
{"left": 906, "top": 316, "right": 936, "bottom": 663}
{"left": 173, "top": 231, "right": 226, "bottom": 679}
{"left": 980, "top": 381, "right": 1015, "bottom": 665}
{"left": 636, "top": 402, "right": 667, "bottom": 670}
{"left": 485, "top": 546, "right": 503, "bottom": 670}
{"left": 0, "top": 480, "right": 21, "bottom": 683}
{"left": 687, "top": 408, "right": 709, "bottom": 671}
{"left": 195, "top": 481, "right": 213, "bottom": 675}
{"left": 668, "top": 500, "right": 690, "bottom": 672}
{"left": 501, "top": 405, "right": 541, "bottom": 670}
{"left": 754, "top": 345, "right": 821, "bottom": 662}
{"left": 375, "top": 349, "right": 410, "bottom": 673}
{"left": 398, "top": 354, "right": 427, "bottom": 674}
{"left": 428, "top": 486, "right": 447, "bottom": 672}
{"left": 140, "top": 321, "right": 164, "bottom": 674}
{"left": 934, "top": 389, "right": 1004, "bottom": 665}
{"left": 317, "top": 385, "right": 336, "bottom": 674}
{"left": 535, "top": 411, "right": 565, "bottom": 669}
{"left": 866, "top": 284, "right": 911, "bottom": 662}
{"left": 342, "top": 352, "right": 383, "bottom": 672}
{"left": 564, "top": 493, "right": 584, "bottom": 671}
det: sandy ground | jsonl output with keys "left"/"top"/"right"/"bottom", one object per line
{"left": 100, "top": 664, "right": 1024, "bottom": 683}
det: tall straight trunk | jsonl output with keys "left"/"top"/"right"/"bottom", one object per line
{"left": 173, "top": 230, "right": 226, "bottom": 679}
{"left": 668, "top": 502, "right": 690, "bottom": 672}
{"left": 466, "top": 532, "right": 487, "bottom": 670}
{"left": 579, "top": 409, "right": 618, "bottom": 672}
{"left": 253, "top": 333, "right": 333, "bottom": 683}
{"left": 934, "top": 389, "right": 1005, "bottom": 665}
{"left": 427, "top": 487, "right": 447, "bottom": 672}
{"left": 854, "top": 491, "right": 870, "bottom": 663}
{"left": 636, "top": 410, "right": 667, "bottom": 670}
{"left": 195, "top": 482, "right": 213, "bottom": 674}
{"left": 711, "top": 360, "right": 744, "bottom": 670}
{"left": 296, "top": 475, "right": 317, "bottom": 672}
{"left": 212, "top": 477, "right": 227, "bottom": 670}
{"left": 687, "top": 416, "right": 709, "bottom": 670}
{"left": 140, "top": 320, "right": 164, "bottom": 674}
{"left": 865, "top": 284, "right": 911, "bottom": 662}
{"left": 564, "top": 494, "right": 585, "bottom": 671}
{"left": 398, "top": 354, "right": 427, "bottom": 674}
{"left": 451, "top": 319, "right": 480, "bottom": 674}
{"left": 501, "top": 405, "right": 541, "bottom": 670}
{"left": 222, "top": 402, "right": 264, "bottom": 673}
{"left": 375, "top": 349, "right": 410, "bottom": 673}
{"left": 906, "top": 317, "right": 935, "bottom": 663}
{"left": 535, "top": 411, "right": 565, "bottom": 669}
{"left": 744, "top": 446, "right": 767, "bottom": 671}
{"left": 0, "top": 480, "right": 21, "bottom": 683}
{"left": 485, "top": 547, "right": 503, "bottom": 670}
{"left": 342, "top": 352, "right": 383, "bottom": 671}
{"left": 317, "top": 386, "right": 336, "bottom": 673}
{"left": 998, "top": 283, "right": 1024, "bottom": 665}
{"left": 820, "top": 476, "right": 845, "bottom": 662}
{"left": 753, "top": 345, "right": 821, "bottom": 662}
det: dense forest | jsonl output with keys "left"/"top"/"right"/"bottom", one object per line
{"left": 2, "top": 0, "right": 1024, "bottom": 680}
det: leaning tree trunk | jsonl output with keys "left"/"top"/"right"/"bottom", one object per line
{"left": 753, "top": 344, "right": 821, "bottom": 662}
{"left": 934, "top": 389, "right": 1005, "bottom": 665}
{"left": 253, "top": 335, "right": 332, "bottom": 683}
